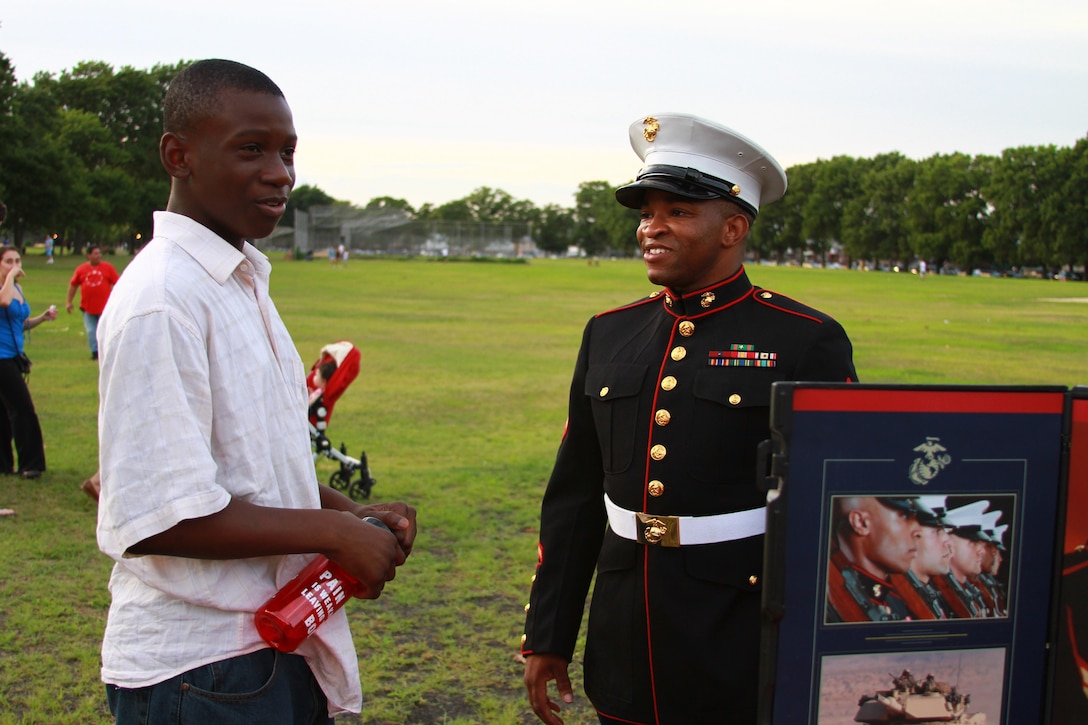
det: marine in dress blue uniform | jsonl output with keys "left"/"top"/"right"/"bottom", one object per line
{"left": 933, "top": 500, "right": 990, "bottom": 618}
{"left": 521, "top": 114, "right": 857, "bottom": 725}
{"left": 892, "top": 495, "right": 956, "bottom": 620}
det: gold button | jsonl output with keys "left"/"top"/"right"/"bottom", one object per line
{"left": 531, "top": 574, "right": 536, "bottom": 583}
{"left": 749, "top": 575, "right": 758, "bottom": 586}
{"left": 524, "top": 603, "right": 531, "bottom": 612}
{"left": 648, "top": 480, "right": 664, "bottom": 497}
{"left": 654, "top": 409, "right": 671, "bottom": 426}
{"left": 599, "top": 386, "right": 609, "bottom": 397}
{"left": 728, "top": 393, "right": 742, "bottom": 406}
{"left": 521, "top": 634, "right": 527, "bottom": 644}
{"left": 760, "top": 291, "right": 773, "bottom": 299}
{"left": 670, "top": 346, "right": 687, "bottom": 361}
{"left": 678, "top": 321, "right": 695, "bottom": 337}
{"left": 661, "top": 376, "right": 677, "bottom": 391}
{"left": 650, "top": 444, "right": 667, "bottom": 461}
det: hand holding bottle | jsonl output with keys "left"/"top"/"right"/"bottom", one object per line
{"left": 255, "top": 517, "right": 395, "bottom": 652}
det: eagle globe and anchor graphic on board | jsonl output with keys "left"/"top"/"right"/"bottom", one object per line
{"left": 909, "top": 437, "right": 952, "bottom": 486}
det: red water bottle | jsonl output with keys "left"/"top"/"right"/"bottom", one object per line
{"left": 255, "top": 517, "right": 388, "bottom": 652}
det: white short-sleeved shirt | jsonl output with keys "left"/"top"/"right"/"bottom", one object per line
{"left": 96, "top": 211, "right": 361, "bottom": 715}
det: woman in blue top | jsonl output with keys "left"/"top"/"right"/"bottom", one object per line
{"left": 1, "top": 247, "right": 58, "bottom": 478}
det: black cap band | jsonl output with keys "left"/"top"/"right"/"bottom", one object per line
{"left": 615, "top": 164, "right": 758, "bottom": 217}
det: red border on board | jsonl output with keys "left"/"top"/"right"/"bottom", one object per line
{"left": 1065, "top": 397, "right": 1088, "bottom": 552}
{"left": 792, "top": 388, "right": 1064, "bottom": 414}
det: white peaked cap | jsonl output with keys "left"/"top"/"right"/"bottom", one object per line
{"left": 615, "top": 113, "right": 787, "bottom": 216}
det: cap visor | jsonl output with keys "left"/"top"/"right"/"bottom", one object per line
{"left": 615, "top": 178, "right": 721, "bottom": 209}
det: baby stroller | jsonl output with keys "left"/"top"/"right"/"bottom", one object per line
{"left": 307, "top": 340, "right": 377, "bottom": 500}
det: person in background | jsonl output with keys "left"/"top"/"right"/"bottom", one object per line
{"left": 96, "top": 59, "right": 417, "bottom": 723}
{"left": 0, "top": 246, "right": 58, "bottom": 479}
{"left": 308, "top": 359, "right": 337, "bottom": 407}
{"left": 66, "top": 244, "right": 120, "bottom": 360}
{"left": 522, "top": 113, "right": 856, "bottom": 725}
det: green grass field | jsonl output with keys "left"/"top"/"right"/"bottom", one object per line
{"left": 1, "top": 250, "right": 1085, "bottom": 724}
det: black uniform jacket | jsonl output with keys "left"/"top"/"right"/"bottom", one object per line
{"left": 522, "top": 267, "right": 856, "bottom": 725}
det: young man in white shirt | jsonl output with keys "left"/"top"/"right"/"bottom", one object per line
{"left": 96, "top": 59, "right": 417, "bottom": 724}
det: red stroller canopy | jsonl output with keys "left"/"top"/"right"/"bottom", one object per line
{"left": 306, "top": 340, "right": 360, "bottom": 426}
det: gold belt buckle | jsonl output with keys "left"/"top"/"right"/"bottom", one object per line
{"left": 635, "top": 512, "right": 681, "bottom": 547}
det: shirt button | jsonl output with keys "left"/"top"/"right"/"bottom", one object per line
{"left": 670, "top": 346, "right": 687, "bottom": 361}
{"left": 729, "top": 393, "right": 742, "bottom": 406}
{"left": 678, "top": 321, "right": 695, "bottom": 337}
{"left": 648, "top": 480, "right": 665, "bottom": 497}
{"left": 661, "top": 376, "right": 677, "bottom": 391}
{"left": 599, "top": 386, "right": 609, "bottom": 397}
{"left": 650, "top": 444, "right": 667, "bottom": 461}
{"left": 654, "top": 409, "right": 671, "bottom": 426}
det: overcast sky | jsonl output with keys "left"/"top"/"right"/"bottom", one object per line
{"left": 3, "top": 0, "right": 1086, "bottom": 209}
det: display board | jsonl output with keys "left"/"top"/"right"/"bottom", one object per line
{"left": 758, "top": 383, "right": 1067, "bottom": 725}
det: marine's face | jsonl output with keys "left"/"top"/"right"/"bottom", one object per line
{"left": 173, "top": 89, "right": 297, "bottom": 247}
{"left": 911, "top": 525, "right": 952, "bottom": 579}
{"left": 865, "top": 502, "right": 922, "bottom": 575}
{"left": 636, "top": 190, "right": 740, "bottom": 293}
{"left": 949, "top": 534, "right": 985, "bottom": 578}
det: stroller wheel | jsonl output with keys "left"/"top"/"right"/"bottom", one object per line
{"left": 328, "top": 469, "right": 352, "bottom": 491}
{"left": 350, "top": 474, "right": 376, "bottom": 501}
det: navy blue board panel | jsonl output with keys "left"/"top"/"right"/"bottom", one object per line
{"left": 759, "top": 383, "right": 1066, "bottom": 725}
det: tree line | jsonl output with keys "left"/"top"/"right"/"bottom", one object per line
{"left": 1, "top": 54, "right": 1085, "bottom": 275}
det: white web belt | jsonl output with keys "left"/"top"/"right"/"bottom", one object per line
{"left": 605, "top": 494, "right": 766, "bottom": 547}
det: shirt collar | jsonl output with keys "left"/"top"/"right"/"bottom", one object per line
{"left": 151, "top": 211, "right": 271, "bottom": 285}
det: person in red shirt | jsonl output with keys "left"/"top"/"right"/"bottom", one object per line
{"left": 66, "top": 244, "right": 120, "bottom": 360}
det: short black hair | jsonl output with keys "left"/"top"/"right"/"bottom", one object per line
{"left": 163, "top": 59, "right": 284, "bottom": 134}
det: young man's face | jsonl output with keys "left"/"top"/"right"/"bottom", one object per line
{"left": 636, "top": 190, "right": 743, "bottom": 293}
{"left": 173, "top": 89, "right": 297, "bottom": 247}
{"left": 87, "top": 248, "right": 102, "bottom": 265}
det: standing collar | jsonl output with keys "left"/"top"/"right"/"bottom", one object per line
{"left": 657, "top": 266, "right": 753, "bottom": 317}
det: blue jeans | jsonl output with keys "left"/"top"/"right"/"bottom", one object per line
{"left": 82, "top": 311, "right": 100, "bottom": 354}
{"left": 106, "top": 648, "right": 333, "bottom": 725}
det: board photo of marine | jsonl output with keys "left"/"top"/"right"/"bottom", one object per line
{"left": 826, "top": 496, "right": 932, "bottom": 623}
{"left": 889, "top": 495, "right": 957, "bottom": 620}
{"left": 933, "top": 499, "right": 995, "bottom": 618}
